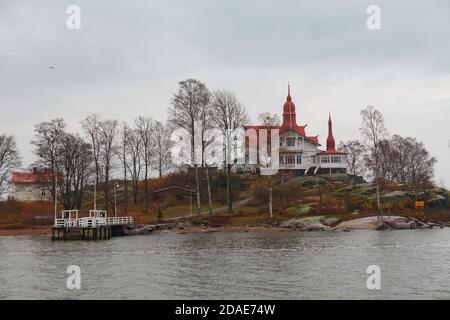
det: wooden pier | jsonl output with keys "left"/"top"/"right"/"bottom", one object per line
{"left": 51, "top": 210, "right": 133, "bottom": 241}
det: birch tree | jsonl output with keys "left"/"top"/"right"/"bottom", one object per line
{"left": 360, "top": 106, "right": 388, "bottom": 182}
{"left": 257, "top": 112, "right": 280, "bottom": 218}
{"left": 125, "top": 128, "right": 143, "bottom": 205}
{"left": 115, "top": 122, "right": 132, "bottom": 213}
{"left": 32, "top": 118, "right": 66, "bottom": 202}
{"left": 81, "top": 114, "right": 102, "bottom": 187}
{"left": 135, "top": 116, "right": 155, "bottom": 213}
{"left": 98, "top": 119, "right": 119, "bottom": 212}
{"left": 152, "top": 121, "right": 173, "bottom": 179}
{"left": 0, "top": 134, "right": 21, "bottom": 196}
{"left": 168, "top": 79, "right": 210, "bottom": 215}
{"left": 211, "top": 89, "right": 249, "bottom": 212}
{"left": 55, "top": 133, "right": 93, "bottom": 210}
{"left": 338, "top": 140, "right": 366, "bottom": 178}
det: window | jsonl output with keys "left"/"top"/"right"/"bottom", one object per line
{"left": 41, "top": 189, "right": 47, "bottom": 196}
{"left": 296, "top": 155, "right": 302, "bottom": 164}
{"left": 280, "top": 137, "right": 284, "bottom": 147}
{"left": 321, "top": 156, "right": 330, "bottom": 164}
{"left": 331, "top": 156, "right": 341, "bottom": 163}
{"left": 287, "top": 137, "right": 295, "bottom": 147}
{"left": 285, "top": 156, "right": 295, "bottom": 164}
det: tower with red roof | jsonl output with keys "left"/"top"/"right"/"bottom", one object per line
{"left": 243, "top": 84, "right": 348, "bottom": 176}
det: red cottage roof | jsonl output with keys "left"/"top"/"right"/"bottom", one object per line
{"left": 12, "top": 171, "right": 53, "bottom": 184}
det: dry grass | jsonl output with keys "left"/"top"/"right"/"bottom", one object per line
{"left": 0, "top": 201, "right": 55, "bottom": 229}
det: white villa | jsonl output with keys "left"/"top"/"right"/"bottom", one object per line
{"left": 244, "top": 85, "right": 348, "bottom": 175}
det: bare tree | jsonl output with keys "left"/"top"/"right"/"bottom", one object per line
{"left": 359, "top": 106, "right": 388, "bottom": 182}
{"left": 408, "top": 140, "right": 436, "bottom": 187}
{"left": 389, "top": 135, "right": 412, "bottom": 184}
{"left": 364, "top": 134, "right": 437, "bottom": 188}
{"left": 115, "top": 122, "right": 132, "bottom": 213}
{"left": 81, "top": 114, "right": 102, "bottom": 187}
{"left": 135, "top": 116, "right": 155, "bottom": 213}
{"left": 389, "top": 135, "right": 436, "bottom": 187}
{"left": 211, "top": 89, "right": 249, "bottom": 212}
{"left": 168, "top": 79, "right": 210, "bottom": 215}
{"left": 0, "top": 134, "right": 21, "bottom": 196}
{"left": 125, "top": 128, "right": 143, "bottom": 205}
{"left": 98, "top": 119, "right": 119, "bottom": 213}
{"left": 152, "top": 121, "right": 173, "bottom": 179}
{"left": 257, "top": 113, "right": 280, "bottom": 218}
{"left": 32, "top": 118, "right": 66, "bottom": 202}
{"left": 338, "top": 140, "right": 366, "bottom": 178}
{"left": 55, "top": 133, "right": 93, "bottom": 210}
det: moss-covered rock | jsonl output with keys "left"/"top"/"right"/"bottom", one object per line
{"left": 286, "top": 203, "right": 312, "bottom": 214}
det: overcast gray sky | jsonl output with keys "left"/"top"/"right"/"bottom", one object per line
{"left": 1, "top": 0, "right": 449, "bottom": 185}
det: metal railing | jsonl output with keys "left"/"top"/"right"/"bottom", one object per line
{"left": 105, "top": 217, "right": 133, "bottom": 225}
{"left": 54, "top": 216, "right": 133, "bottom": 228}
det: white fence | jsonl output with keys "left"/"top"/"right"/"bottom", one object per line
{"left": 55, "top": 216, "right": 133, "bottom": 228}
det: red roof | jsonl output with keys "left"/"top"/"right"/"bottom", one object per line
{"left": 12, "top": 171, "right": 52, "bottom": 184}
{"left": 244, "top": 85, "right": 321, "bottom": 146}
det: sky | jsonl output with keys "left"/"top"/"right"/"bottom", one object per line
{"left": 1, "top": 0, "right": 449, "bottom": 186}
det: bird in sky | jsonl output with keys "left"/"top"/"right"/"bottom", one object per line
{"left": 48, "top": 66, "right": 55, "bottom": 70}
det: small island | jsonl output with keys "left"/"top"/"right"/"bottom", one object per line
{"left": 0, "top": 82, "right": 447, "bottom": 237}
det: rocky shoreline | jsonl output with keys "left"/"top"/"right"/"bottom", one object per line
{"left": 125, "top": 215, "right": 449, "bottom": 235}
{"left": 0, "top": 215, "right": 448, "bottom": 237}
{"left": 279, "top": 215, "right": 449, "bottom": 231}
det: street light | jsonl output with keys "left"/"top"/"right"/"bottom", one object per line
{"left": 186, "top": 183, "right": 192, "bottom": 216}
{"left": 114, "top": 184, "right": 120, "bottom": 217}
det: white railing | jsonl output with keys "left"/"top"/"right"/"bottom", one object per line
{"left": 105, "top": 217, "right": 133, "bottom": 225}
{"left": 54, "top": 216, "right": 133, "bottom": 228}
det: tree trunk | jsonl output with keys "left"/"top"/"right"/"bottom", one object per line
{"left": 144, "top": 167, "right": 149, "bottom": 213}
{"left": 104, "top": 170, "right": 109, "bottom": 212}
{"left": 205, "top": 166, "right": 213, "bottom": 216}
{"left": 123, "top": 163, "right": 128, "bottom": 214}
{"left": 133, "top": 181, "right": 138, "bottom": 205}
{"left": 226, "top": 164, "right": 233, "bottom": 212}
{"left": 195, "top": 164, "right": 201, "bottom": 216}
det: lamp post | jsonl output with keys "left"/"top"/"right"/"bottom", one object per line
{"left": 54, "top": 174, "right": 57, "bottom": 226}
{"left": 114, "top": 184, "right": 119, "bottom": 217}
{"left": 93, "top": 175, "right": 97, "bottom": 211}
{"left": 186, "top": 183, "right": 192, "bottom": 216}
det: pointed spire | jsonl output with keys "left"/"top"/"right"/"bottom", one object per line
{"left": 282, "top": 82, "right": 297, "bottom": 128}
{"left": 326, "top": 112, "right": 336, "bottom": 152}
{"left": 287, "top": 82, "right": 291, "bottom": 101}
